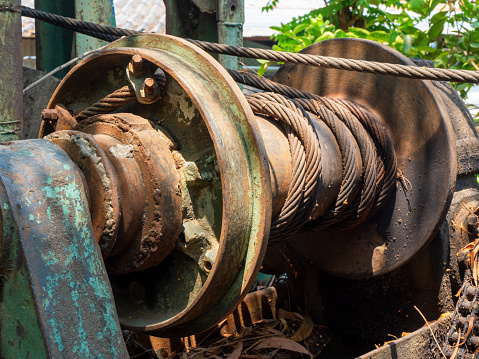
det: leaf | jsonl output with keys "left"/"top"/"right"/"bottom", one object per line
{"left": 269, "top": 26, "right": 284, "bottom": 32}
{"left": 348, "top": 27, "right": 371, "bottom": 38}
{"left": 226, "top": 341, "right": 243, "bottom": 359}
{"left": 277, "top": 308, "right": 303, "bottom": 321}
{"left": 290, "top": 315, "right": 314, "bottom": 342}
{"left": 408, "top": 0, "right": 427, "bottom": 14}
{"left": 428, "top": 18, "right": 446, "bottom": 40}
{"left": 430, "top": 11, "right": 447, "bottom": 24}
{"left": 252, "top": 337, "right": 310, "bottom": 355}
{"left": 293, "top": 23, "right": 309, "bottom": 34}
{"left": 416, "top": 45, "right": 436, "bottom": 52}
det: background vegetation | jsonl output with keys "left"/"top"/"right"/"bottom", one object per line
{"left": 260, "top": 0, "right": 479, "bottom": 117}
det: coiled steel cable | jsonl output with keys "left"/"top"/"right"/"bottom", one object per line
{"left": 247, "top": 93, "right": 321, "bottom": 243}
{"left": 228, "top": 70, "right": 397, "bottom": 229}
{"left": 246, "top": 91, "right": 397, "bottom": 239}
{"left": 72, "top": 72, "right": 396, "bottom": 241}
{"left": 20, "top": 5, "right": 479, "bottom": 84}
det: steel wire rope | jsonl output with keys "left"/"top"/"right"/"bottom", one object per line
{"left": 247, "top": 95, "right": 320, "bottom": 243}
{"left": 251, "top": 93, "right": 322, "bottom": 237}
{"left": 23, "top": 5, "right": 402, "bottom": 241}
{"left": 19, "top": 5, "right": 479, "bottom": 84}
{"left": 226, "top": 69, "right": 397, "bottom": 224}
{"left": 306, "top": 97, "right": 377, "bottom": 229}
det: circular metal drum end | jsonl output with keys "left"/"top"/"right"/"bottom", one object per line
{"left": 271, "top": 38, "right": 456, "bottom": 278}
{"left": 43, "top": 34, "right": 272, "bottom": 336}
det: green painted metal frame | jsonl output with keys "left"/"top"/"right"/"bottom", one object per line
{"left": 217, "top": 0, "right": 244, "bottom": 70}
{"left": 164, "top": 0, "right": 244, "bottom": 71}
{"left": 34, "top": 0, "right": 75, "bottom": 78}
{"left": 0, "top": 0, "right": 22, "bottom": 141}
{"left": 75, "top": 0, "right": 116, "bottom": 55}
{"left": 0, "top": 140, "right": 128, "bottom": 358}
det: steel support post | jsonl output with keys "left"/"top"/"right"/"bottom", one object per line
{"left": 164, "top": 0, "right": 217, "bottom": 44}
{"left": 217, "top": 0, "right": 244, "bottom": 71}
{"left": 34, "top": 0, "right": 75, "bottom": 78}
{"left": 75, "top": 0, "right": 116, "bottom": 55}
{"left": 0, "top": 0, "right": 22, "bottom": 141}
{"left": 164, "top": 0, "right": 244, "bottom": 70}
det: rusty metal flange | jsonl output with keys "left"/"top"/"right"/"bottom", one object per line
{"left": 43, "top": 34, "right": 271, "bottom": 336}
{"left": 270, "top": 38, "right": 457, "bottom": 278}
{"left": 74, "top": 113, "right": 183, "bottom": 274}
{"left": 44, "top": 130, "right": 121, "bottom": 258}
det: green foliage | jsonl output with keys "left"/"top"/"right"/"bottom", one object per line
{"left": 262, "top": 0, "right": 280, "bottom": 12}
{"left": 260, "top": 0, "right": 479, "bottom": 99}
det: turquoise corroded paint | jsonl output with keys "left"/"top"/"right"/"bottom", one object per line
{"left": 0, "top": 140, "right": 128, "bottom": 358}
{"left": 0, "top": 182, "right": 48, "bottom": 358}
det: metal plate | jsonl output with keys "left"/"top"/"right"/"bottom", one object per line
{"left": 272, "top": 38, "right": 456, "bottom": 277}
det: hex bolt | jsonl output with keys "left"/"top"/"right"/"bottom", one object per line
{"left": 144, "top": 78, "right": 155, "bottom": 95}
{"left": 128, "top": 54, "right": 144, "bottom": 77}
{"left": 131, "top": 54, "right": 143, "bottom": 71}
{"left": 41, "top": 109, "right": 59, "bottom": 122}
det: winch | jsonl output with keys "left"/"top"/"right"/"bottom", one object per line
{"left": 2, "top": 31, "right": 479, "bottom": 357}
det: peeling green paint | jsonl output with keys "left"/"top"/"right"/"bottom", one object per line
{"left": 0, "top": 182, "right": 48, "bottom": 358}
{"left": 0, "top": 140, "right": 128, "bottom": 358}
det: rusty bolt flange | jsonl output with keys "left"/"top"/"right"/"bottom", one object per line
{"left": 128, "top": 54, "right": 144, "bottom": 77}
{"left": 41, "top": 108, "right": 59, "bottom": 122}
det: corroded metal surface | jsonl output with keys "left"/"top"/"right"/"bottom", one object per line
{"left": 0, "top": 140, "right": 127, "bottom": 357}
{"left": 75, "top": 0, "right": 115, "bottom": 55}
{"left": 271, "top": 38, "right": 456, "bottom": 278}
{"left": 44, "top": 130, "right": 121, "bottom": 257}
{"left": 43, "top": 34, "right": 271, "bottom": 336}
{"left": 0, "top": 0, "right": 22, "bottom": 141}
{"left": 76, "top": 113, "right": 182, "bottom": 273}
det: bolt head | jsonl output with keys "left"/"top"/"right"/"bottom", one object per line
{"left": 128, "top": 55, "right": 144, "bottom": 77}
{"left": 131, "top": 54, "right": 143, "bottom": 71}
{"left": 41, "top": 109, "right": 59, "bottom": 121}
{"left": 144, "top": 78, "right": 155, "bottom": 95}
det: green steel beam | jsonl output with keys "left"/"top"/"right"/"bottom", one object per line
{"left": 34, "top": 0, "right": 75, "bottom": 78}
{"left": 164, "top": 0, "right": 218, "bottom": 45}
{"left": 0, "top": 0, "right": 22, "bottom": 141}
{"left": 75, "top": 0, "right": 116, "bottom": 55}
{"left": 164, "top": 0, "right": 245, "bottom": 70}
{"left": 217, "top": 0, "right": 244, "bottom": 70}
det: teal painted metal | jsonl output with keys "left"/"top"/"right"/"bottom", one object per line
{"left": 0, "top": 140, "right": 128, "bottom": 358}
{"left": 34, "top": 0, "right": 75, "bottom": 78}
{"left": 75, "top": 0, "right": 116, "bottom": 55}
{"left": 164, "top": 0, "right": 217, "bottom": 45}
{"left": 0, "top": 182, "right": 48, "bottom": 358}
{"left": 217, "top": 0, "right": 244, "bottom": 71}
{"left": 164, "top": 0, "right": 245, "bottom": 69}
{"left": 0, "top": 0, "right": 22, "bottom": 141}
